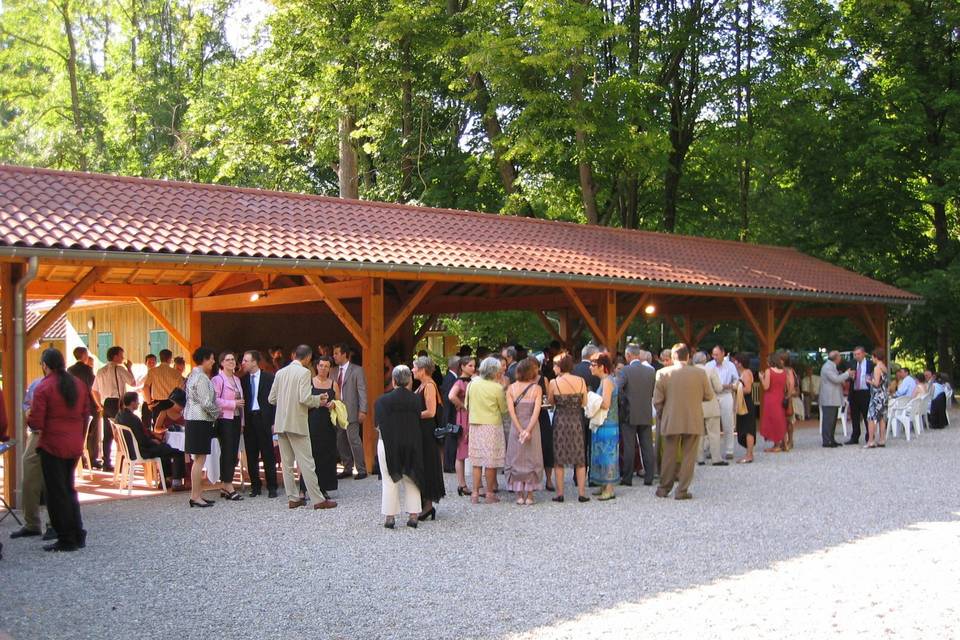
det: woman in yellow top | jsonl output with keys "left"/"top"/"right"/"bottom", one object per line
{"left": 466, "top": 357, "right": 508, "bottom": 504}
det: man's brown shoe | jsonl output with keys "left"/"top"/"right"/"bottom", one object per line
{"left": 675, "top": 491, "right": 693, "bottom": 500}
{"left": 314, "top": 499, "right": 338, "bottom": 510}
{"left": 655, "top": 487, "right": 670, "bottom": 498}
{"left": 288, "top": 498, "right": 305, "bottom": 509}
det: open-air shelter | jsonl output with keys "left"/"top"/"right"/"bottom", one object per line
{"left": 0, "top": 165, "right": 920, "bottom": 506}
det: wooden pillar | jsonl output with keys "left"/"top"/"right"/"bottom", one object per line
{"left": 187, "top": 298, "right": 202, "bottom": 353}
{"left": 1, "top": 263, "right": 23, "bottom": 507}
{"left": 398, "top": 316, "right": 415, "bottom": 361}
{"left": 361, "top": 277, "right": 384, "bottom": 473}
{"left": 602, "top": 290, "right": 617, "bottom": 352}
{"left": 558, "top": 309, "right": 570, "bottom": 349}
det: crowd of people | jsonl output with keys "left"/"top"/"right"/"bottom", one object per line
{"left": 4, "top": 334, "right": 954, "bottom": 551}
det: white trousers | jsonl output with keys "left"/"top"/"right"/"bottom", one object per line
{"left": 699, "top": 416, "right": 723, "bottom": 463}
{"left": 718, "top": 393, "right": 735, "bottom": 455}
{"left": 378, "top": 439, "right": 421, "bottom": 516}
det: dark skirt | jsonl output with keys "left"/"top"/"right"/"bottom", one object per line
{"left": 419, "top": 420, "right": 446, "bottom": 502}
{"left": 736, "top": 395, "right": 757, "bottom": 448}
{"left": 185, "top": 420, "right": 214, "bottom": 455}
{"left": 216, "top": 416, "right": 241, "bottom": 483}
{"left": 539, "top": 408, "right": 555, "bottom": 469}
{"left": 302, "top": 406, "right": 339, "bottom": 493}
{"left": 929, "top": 394, "right": 948, "bottom": 429}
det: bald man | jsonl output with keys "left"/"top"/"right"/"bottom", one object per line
{"left": 819, "top": 351, "right": 851, "bottom": 447}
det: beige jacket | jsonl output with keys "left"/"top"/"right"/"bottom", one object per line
{"left": 268, "top": 360, "right": 323, "bottom": 436}
{"left": 697, "top": 364, "right": 724, "bottom": 419}
{"left": 653, "top": 362, "right": 716, "bottom": 436}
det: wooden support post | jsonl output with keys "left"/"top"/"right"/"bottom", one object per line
{"left": 25, "top": 267, "right": 108, "bottom": 345}
{"left": 616, "top": 293, "right": 650, "bottom": 345}
{"left": 187, "top": 298, "right": 202, "bottom": 352}
{"left": 1, "top": 263, "right": 19, "bottom": 507}
{"left": 558, "top": 310, "right": 570, "bottom": 348}
{"left": 384, "top": 281, "right": 435, "bottom": 342}
{"left": 602, "top": 290, "right": 618, "bottom": 351}
{"left": 361, "top": 278, "right": 384, "bottom": 474}
{"left": 135, "top": 297, "right": 191, "bottom": 354}
{"left": 307, "top": 275, "right": 370, "bottom": 352}
{"left": 562, "top": 287, "right": 605, "bottom": 346}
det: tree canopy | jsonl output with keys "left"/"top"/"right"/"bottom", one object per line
{"left": 1, "top": 0, "right": 956, "bottom": 368}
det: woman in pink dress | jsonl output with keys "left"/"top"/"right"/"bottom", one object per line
{"left": 760, "top": 352, "right": 792, "bottom": 452}
{"left": 447, "top": 356, "right": 476, "bottom": 496}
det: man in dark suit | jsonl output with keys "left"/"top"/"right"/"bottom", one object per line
{"left": 333, "top": 343, "right": 368, "bottom": 479}
{"left": 439, "top": 355, "right": 460, "bottom": 473}
{"left": 67, "top": 347, "right": 97, "bottom": 465}
{"left": 618, "top": 345, "right": 657, "bottom": 486}
{"left": 572, "top": 344, "right": 601, "bottom": 473}
{"left": 240, "top": 350, "right": 278, "bottom": 498}
{"left": 846, "top": 346, "right": 874, "bottom": 445}
{"left": 115, "top": 392, "right": 186, "bottom": 490}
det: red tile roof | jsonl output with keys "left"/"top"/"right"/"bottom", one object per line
{"left": 0, "top": 165, "right": 918, "bottom": 303}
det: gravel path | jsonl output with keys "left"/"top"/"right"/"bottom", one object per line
{"left": 2, "top": 418, "right": 959, "bottom": 640}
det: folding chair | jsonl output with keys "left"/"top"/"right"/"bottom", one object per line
{"left": 0, "top": 441, "right": 24, "bottom": 525}
{"left": 114, "top": 423, "right": 167, "bottom": 495}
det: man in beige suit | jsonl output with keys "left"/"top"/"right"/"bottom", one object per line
{"left": 268, "top": 344, "right": 337, "bottom": 510}
{"left": 653, "top": 343, "right": 715, "bottom": 500}
{"left": 693, "top": 351, "right": 727, "bottom": 467}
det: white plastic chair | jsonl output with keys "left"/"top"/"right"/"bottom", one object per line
{"left": 907, "top": 396, "right": 925, "bottom": 438}
{"left": 839, "top": 398, "right": 850, "bottom": 440}
{"left": 919, "top": 390, "right": 934, "bottom": 431}
{"left": 113, "top": 421, "right": 167, "bottom": 495}
{"left": 886, "top": 396, "right": 910, "bottom": 439}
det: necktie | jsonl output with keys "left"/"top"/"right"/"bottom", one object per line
{"left": 338, "top": 367, "right": 345, "bottom": 389}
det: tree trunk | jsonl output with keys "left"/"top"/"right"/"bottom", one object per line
{"left": 339, "top": 111, "right": 359, "bottom": 199}
{"left": 399, "top": 38, "right": 414, "bottom": 199}
{"left": 571, "top": 57, "right": 599, "bottom": 225}
{"left": 59, "top": 0, "right": 87, "bottom": 171}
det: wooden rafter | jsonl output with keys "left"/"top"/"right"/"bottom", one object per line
{"left": 694, "top": 323, "right": 714, "bottom": 347}
{"left": 124, "top": 268, "right": 142, "bottom": 284}
{"left": 735, "top": 297, "right": 765, "bottom": 342}
{"left": 562, "top": 287, "right": 605, "bottom": 345}
{"left": 28, "top": 281, "right": 190, "bottom": 299}
{"left": 385, "top": 281, "right": 435, "bottom": 341}
{"left": 535, "top": 311, "right": 564, "bottom": 344}
{"left": 194, "top": 272, "right": 232, "bottom": 298}
{"left": 772, "top": 302, "right": 795, "bottom": 344}
{"left": 306, "top": 274, "right": 369, "bottom": 351}
{"left": 616, "top": 292, "right": 650, "bottom": 343}
{"left": 663, "top": 315, "right": 690, "bottom": 346}
{"left": 413, "top": 314, "right": 438, "bottom": 344}
{"left": 152, "top": 270, "right": 169, "bottom": 284}
{"left": 191, "top": 280, "right": 362, "bottom": 312}
{"left": 25, "top": 267, "right": 109, "bottom": 345}
{"left": 135, "top": 297, "right": 190, "bottom": 353}
{"left": 178, "top": 271, "right": 196, "bottom": 285}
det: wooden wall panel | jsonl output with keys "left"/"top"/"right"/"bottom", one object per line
{"left": 65, "top": 299, "right": 189, "bottom": 366}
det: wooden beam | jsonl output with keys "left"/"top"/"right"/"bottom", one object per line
{"left": 418, "top": 291, "right": 593, "bottom": 315}
{"left": 535, "top": 311, "right": 564, "bottom": 345}
{"left": 362, "top": 278, "right": 384, "bottom": 473}
{"left": 412, "top": 314, "right": 438, "bottom": 344}
{"left": 124, "top": 268, "right": 142, "bottom": 284}
{"left": 178, "top": 271, "right": 196, "bottom": 285}
{"left": 28, "top": 280, "right": 191, "bottom": 299}
{"left": 192, "top": 280, "right": 363, "bottom": 313}
{"left": 562, "top": 287, "right": 606, "bottom": 345}
{"left": 616, "top": 292, "right": 650, "bottom": 343}
{"left": 663, "top": 316, "right": 690, "bottom": 346}
{"left": 857, "top": 304, "right": 883, "bottom": 347}
{"left": 772, "top": 302, "right": 795, "bottom": 344}
{"left": 187, "top": 298, "right": 201, "bottom": 352}
{"left": 193, "top": 272, "right": 232, "bottom": 297}
{"left": 735, "top": 297, "right": 765, "bottom": 344}
{"left": 384, "top": 281, "right": 435, "bottom": 342}
{"left": 1, "top": 263, "right": 19, "bottom": 507}
{"left": 693, "top": 322, "right": 714, "bottom": 348}
{"left": 135, "top": 297, "right": 191, "bottom": 354}
{"left": 602, "top": 290, "right": 617, "bottom": 349}
{"left": 306, "top": 275, "right": 369, "bottom": 351}
{"left": 26, "top": 267, "right": 109, "bottom": 345}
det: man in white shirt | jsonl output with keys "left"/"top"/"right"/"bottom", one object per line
{"left": 893, "top": 367, "right": 917, "bottom": 398}
{"left": 91, "top": 345, "right": 135, "bottom": 471}
{"left": 241, "top": 350, "right": 278, "bottom": 498}
{"left": 704, "top": 345, "right": 739, "bottom": 460}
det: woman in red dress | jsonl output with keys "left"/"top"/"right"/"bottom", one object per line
{"left": 760, "top": 352, "right": 792, "bottom": 452}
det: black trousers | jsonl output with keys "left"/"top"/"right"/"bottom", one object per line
{"left": 637, "top": 425, "right": 656, "bottom": 484}
{"left": 38, "top": 449, "right": 84, "bottom": 547}
{"left": 100, "top": 410, "right": 115, "bottom": 464}
{"left": 244, "top": 411, "right": 277, "bottom": 491}
{"left": 849, "top": 390, "right": 870, "bottom": 442}
{"left": 820, "top": 406, "right": 840, "bottom": 445}
{"left": 216, "top": 417, "right": 242, "bottom": 484}
{"left": 142, "top": 441, "right": 185, "bottom": 480}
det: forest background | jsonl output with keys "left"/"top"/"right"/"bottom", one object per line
{"left": 0, "top": 0, "right": 956, "bottom": 372}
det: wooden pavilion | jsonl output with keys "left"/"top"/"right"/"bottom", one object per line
{"left": 0, "top": 165, "right": 920, "bottom": 506}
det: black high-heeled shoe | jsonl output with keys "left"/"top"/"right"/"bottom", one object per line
{"left": 384, "top": 517, "right": 395, "bottom": 529}
{"left": 189, "top": 499, "right": 213, "bottom": 508}
{"left": 417, "top": 507, "right": 436, "bottom": 521}
{"left": 406, "top": 518, "right": 418, "bottom": 529}
{"left": 220, "top": 490, "right": 243, "bottom": 501}
{"left": 201, "top": 497, "right": 215, "bottom": 505}
{"left": 457, "top": 486, "right": 470, "bottom": 496}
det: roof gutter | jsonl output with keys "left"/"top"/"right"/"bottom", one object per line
{"left": 0, "top": 246, "right": 921, "bottom": 306}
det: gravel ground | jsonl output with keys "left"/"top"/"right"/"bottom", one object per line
{"left": 2, "top": 418, "right": 959, "bottom": 640}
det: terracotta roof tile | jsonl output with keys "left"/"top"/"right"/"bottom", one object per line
{"left": 0, "top": 164, "right": 918, "bottom": 303}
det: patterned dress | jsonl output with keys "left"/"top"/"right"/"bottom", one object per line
{"left": 589, "top": 380, "right": 621, "bottom": 485}
{"left": 552, "top": 377, "right": 585, "bottom": 467}
{"left": 868, "top": 371, "right": 888, "bottom": 422}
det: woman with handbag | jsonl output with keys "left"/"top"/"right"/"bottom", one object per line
{"left": 413, "top": 356, "right": 446, "bottom": 520}
{"left": 212, "top": 351, "right": 244, "bottom": 501}
{"left": 447, "top": 356, "right": 476, "bottom": 496}
{"left": 184, "top": 347, "right": 220, "bottom": 507}
{"left": 759, "top": 352, "right": 792, "bottom": 452}
{"left": 505, "top": 357, "right": 544, "bottom": 505}
{"left": 732, "top": 353, "right": 757, "bottom": 464}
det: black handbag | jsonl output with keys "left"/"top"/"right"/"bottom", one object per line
{"left": 434, "top": 423, "right": 462, "bottom": 440}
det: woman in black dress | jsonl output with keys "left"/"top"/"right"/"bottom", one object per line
{"left": 299, "top": 356, "right": 339, "bottom": 500}
{"left": 412, "top": 355, "right": 446, "bottom": 521}
{"left": 732, "top": 352, "right": 757, "bottom": 464}
{"left": 537, "top": 373, "right": 555, "bottom": 491}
